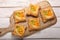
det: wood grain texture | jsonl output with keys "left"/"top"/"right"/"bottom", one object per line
{"left": 0, "top": 0, "right": 60, "bottom": 7}
{"left": 0, "top": 18, "right": 10, "bottom": 28}
{"left": 29, "top": 0, "right": 60, "bottom": 6}
{"left": 26, "top": 28, "right": 60, "bottom": 38}
{"left": 53, "top": 8, "right": 60, "bottom": 18}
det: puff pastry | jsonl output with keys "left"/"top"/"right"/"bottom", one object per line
{"left": 40, "top": 7, "right": 54, "bottom": 22}
{"left": 27, "top": 4, "right": 40, "bottom": 17}
{"left": 12, "top": 24, "right": 26, "bottom": 37}
{"left": 13, "top": 9, "right": 26, "bottom": 23}
{"left": 28, "top": 18, "right": 40, "bottom": 31}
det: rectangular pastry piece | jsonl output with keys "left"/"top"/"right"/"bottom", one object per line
{"left": 26, "top": 4, "right": 40, "bottom": 17}
{"left": 39, "top": 1, "right": 55, "bottom": 23}
{"left": 28, "top": 17, "right": 40, "bottom": 31}
{"left": 13, "top": 9, "right": 26, "bottom": 23}
{"left": 12, "top": 24, "right": 26, "bottom": 38}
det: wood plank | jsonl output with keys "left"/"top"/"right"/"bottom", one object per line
{"left": 0, "top": 0, "right": 60, "bottom": 7}
{"left": 53, "top": 8, "right": 60, "bottom": 18}
{"left": 0, "top": 8, "right": 60, "bottom": 18}
{"left": 0, "top": 0, "right": 29, "bottom": 7}
{"left": 0, "top": 18, "right": 10, "bottom": 28}
{"left": 28, "top": 0, "right": 60, "bottom": 6}
{"left": 26, "top": 28, "right": 60, "bottom": 38}
{"left": 0, "top": 38, "right": 60, "bottom": 40}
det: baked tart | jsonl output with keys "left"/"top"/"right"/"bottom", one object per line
{"left": 28, "top": 18, "right": 40, "bottom": 31}
{"left": 13, "top": 9, "right": 26, "bottom": 23}
{"left": 40, "top": 7, "right": 54, "bottom": 22}
{"left": 27, "top": 4, "right": 40, "bottom": 17}
{"left": 12, "top": 24, "right": 26, "bottom": 37}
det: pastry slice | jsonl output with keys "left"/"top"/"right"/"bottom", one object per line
{"left": 12, "top": 24, "right": 26, "bottom": 37}
{"left": 13, "top": 9, "right": 26, "bottom": 23}
{"left": 27, "top": 4, "right": 40, "bottom": 17}
{"left": 40, "top": 7, "right": 54, "bottom": 22}
{"left": 28, "top": 18, "right": 40, "bottom": 31}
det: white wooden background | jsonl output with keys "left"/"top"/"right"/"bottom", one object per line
{"left": 0, "top": 0, "right": 60, "bottom": 39}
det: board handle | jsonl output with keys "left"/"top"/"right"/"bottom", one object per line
{"left": 0, "top": 28, "right": 10, "bottom": 36}
{"left": 0, "top": 27, "right": 14, "bottom": 37}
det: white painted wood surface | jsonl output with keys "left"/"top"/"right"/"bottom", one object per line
{"left": 0, "top": 0, "right": 60, "bottom": 7}
{"left": 0, "top": 0, "right": 60, "bottom": 39}
{"left": 27, "top": 28, "right": 60, "bottom": 38}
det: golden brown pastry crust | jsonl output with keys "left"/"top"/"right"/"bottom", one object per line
{"left": 26, "top": 4, "right": 40, "bottom": 17}
{"left": 12, "top": 24, "right": 26, "bottom": 37}
{"left": 28, "top": 18, "right": 40, "bottom": 31}
{"left": 13, "top": 9, "right": 26, "bottom": 23}
{"left": 40, "top": 6, "right": 55, "bottom": 23}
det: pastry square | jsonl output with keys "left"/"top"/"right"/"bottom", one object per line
{"left": 12, "top": 24, "right": 26, "bottom": 37}
{"left": 28, "top": 18, "right": 40, "bottom": 31}
{"left": 13, "top": 9, "right": 26, "bottom": 23}
{"left": 27, "top": 4, "right": 40, "bottom": 17}
{"left": 40, "top": 7, "right": 54, "bottom": 22}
